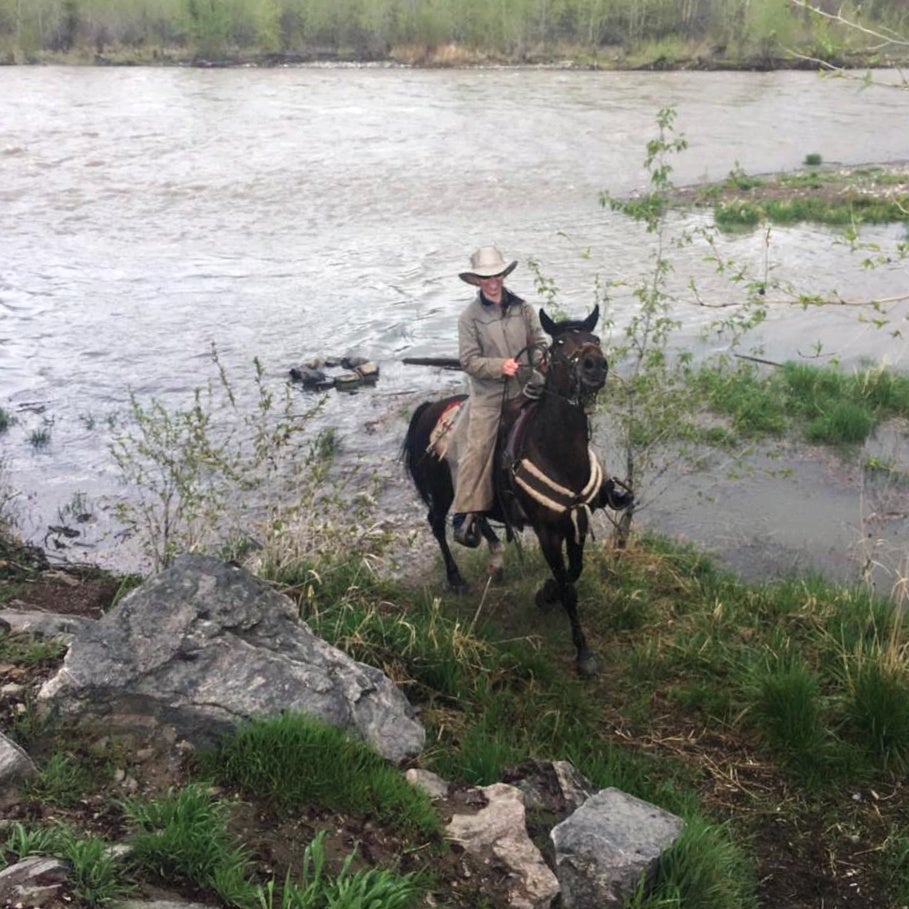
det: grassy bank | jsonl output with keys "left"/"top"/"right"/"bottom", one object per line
{"left": 4, "top": 526, "right": 909, "bottom": 908}
{"left": 669, "top": 163, "right": 909, "bottom": 230}
{"left": 2, "top": 0, "right": 907, "bottom": 69}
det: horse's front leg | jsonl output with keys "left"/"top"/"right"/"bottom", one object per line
{"left": 536, "top": 525, "right": 597, "bottom": 678}
{"left": 566, "top": 533, "right": 585, "bottom": 583}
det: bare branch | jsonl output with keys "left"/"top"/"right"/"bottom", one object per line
{"left": 787, "top": 0, "right": 909, "bottom": 48}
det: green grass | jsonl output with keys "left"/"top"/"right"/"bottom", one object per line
{"left": 628, "top": 815, "right": 758, "bottom": 909}
{"left": 844, "top": 660, "right": 909, "bottom": 770}
{"left": 7, "top": 525, "right": 909, "bottom": 906}
{"left": 254, "top": 832, "right": 420, "bottom": 909}
{"left": 884, "top": 827, "right": 909, "bottom": 905}
{"left": 0, "top": 632, "right": 67, "bottom": 665}
{"left": 691, "top": 361, "right": 909, "bottom": 445}
{"left": 124, "top": 783, "right": 255, "bottom": 903}
{"left": 684, "top": 165, "right": 909, "bottom": 229}
{"left": 125, "top": 783, "right": 421, "bottom": 909}
{"left": 26, "top": 751, "right": 98, "bottom": 807}
{"left": 739, "top": 653, "right": 832, "bottom": 780}
{"left": 61, "top": 829, "right": 134, "bottom": 906}
{"left": 199, "top": 714, "right": 439, "bottom": 837}
{"left": 2, "top": 822, "right": 133, "bottom": 906}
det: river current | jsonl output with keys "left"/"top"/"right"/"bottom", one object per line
{"left": 2, "top": 66, "right": 908, "bottom": 583}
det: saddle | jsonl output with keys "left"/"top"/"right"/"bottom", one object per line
{"left": 494, "top": 399, "right": 539, "bottom": 532}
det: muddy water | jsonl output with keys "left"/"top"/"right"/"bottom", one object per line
{"left": 2, "top": 66, "right": 908, "bottom": 584}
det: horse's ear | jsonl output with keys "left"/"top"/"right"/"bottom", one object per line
{"left": 539, "top": 308, "right": 558, "bottom": 336}
{"left": 581, "top": 304, "right": 600, "bottom": 333}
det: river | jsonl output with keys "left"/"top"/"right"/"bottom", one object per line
{"left": 2, "top": 65, "right": 908, "bottom": 586}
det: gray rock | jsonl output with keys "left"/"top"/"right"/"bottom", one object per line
{"left": 0, "top": 731, "right": 36, "bottom": 789}
{"left": 405, "top": 767, "right": 449, "bottom": 800}
{"left": 551, "top": 787, "right": 684, "bottom": 909}
{"left": 447, "top": 782, "right": 560, "bottom": 909}
{"left": 0, "top": 855, "right": 71, "bottom": 906}
{"left": 0, "top": 608, "right": 94, "bottom": 641}
{"left": 38, "top": 555, "right": 424, "bottom": 764}
{"left": 118, "top": 901, "right": 217, "bottom": 909}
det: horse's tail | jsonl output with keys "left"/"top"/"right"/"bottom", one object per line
{"left": 402, "top": 400, "right": 435, "bottom": 505}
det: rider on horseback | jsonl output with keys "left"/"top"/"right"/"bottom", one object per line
{"left": 451, "top": 246, "right": 546, "bottom": 547}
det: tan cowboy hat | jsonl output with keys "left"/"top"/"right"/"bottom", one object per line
{"left": 459, "top": 246, "right": 518, "bottom": 285}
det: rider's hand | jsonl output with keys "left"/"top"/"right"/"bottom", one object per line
{"left": 501, "top": 358, "right": 520, "bottom": 377}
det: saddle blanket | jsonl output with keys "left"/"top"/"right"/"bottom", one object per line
{"left": 428, "top": 400, "right": 466, "bottom": 458}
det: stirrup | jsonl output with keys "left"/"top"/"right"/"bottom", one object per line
{"left": 453, "top": 513, "right": 481, "bottom": 548}
{"left": 603, "top": 478, "right": 634, "bottom": 511}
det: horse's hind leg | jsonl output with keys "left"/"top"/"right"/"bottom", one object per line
{"left": 429, "top": 508, "right": 468, "bottom": 593}
{"left": 478, "top": 518, "right": 505, "bottom": 581}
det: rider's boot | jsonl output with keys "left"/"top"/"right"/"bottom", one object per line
{"left": 452, "top": 513, "right": 481, "bottom": 548}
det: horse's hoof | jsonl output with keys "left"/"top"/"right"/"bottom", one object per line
{"left": 487, "top": 566, "right": 505, "bottom": 583}
{"left": 449, "top": 579, "right": 470, "bottom": 595}
{"left": 577, "top": 654, "right": 599, "bottom": 679}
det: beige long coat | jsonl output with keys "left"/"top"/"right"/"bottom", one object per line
{"left": 451, "top": 290, "right": 546, "bottom": 514}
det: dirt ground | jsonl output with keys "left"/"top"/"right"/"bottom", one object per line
{"left": 0, "top": 540, "right": 902, "bottom": 909}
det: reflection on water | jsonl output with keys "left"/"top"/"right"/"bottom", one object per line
{"left": 1, "top": 66, "right": 908, "bottom": 580}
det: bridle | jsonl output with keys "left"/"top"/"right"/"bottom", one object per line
{"left": 544, "top": 331, "right": 607, "bottom": 411}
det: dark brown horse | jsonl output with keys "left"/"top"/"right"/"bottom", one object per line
{"left": 403, "top": 305, "right": 630, "bottom": 676}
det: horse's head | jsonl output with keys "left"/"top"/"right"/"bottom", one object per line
{"left": 539, "top": 305, "right": 607, "bottom": 406}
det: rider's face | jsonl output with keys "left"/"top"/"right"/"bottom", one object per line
{"left": 477, "top": 273, "right": 504, "bottom": 301}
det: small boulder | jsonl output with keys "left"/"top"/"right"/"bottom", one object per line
{"left": 551, "top": 788, "right": 684, "bottom": 909}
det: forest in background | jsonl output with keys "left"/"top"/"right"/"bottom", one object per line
{"left": 0, "top": 0, "right": 907, "bottom": 67}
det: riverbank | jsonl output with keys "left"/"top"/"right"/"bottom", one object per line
{"left": 4, "top": 524, "right": 909, "bottom": 907}
{"left": 7, "top": 43, "right": 909, "bottom": 72}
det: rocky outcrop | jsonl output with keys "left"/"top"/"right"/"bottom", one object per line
{"left": 37, "top": 554, "right": 424, "bottom": 764}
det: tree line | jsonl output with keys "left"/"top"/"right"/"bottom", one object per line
{"left": 0, "top": 0, "right": 906, "bottom": 64}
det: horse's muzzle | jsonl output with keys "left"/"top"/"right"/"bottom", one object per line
{"left": 580, "top": 354, "right": 608, "bottom": 390}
